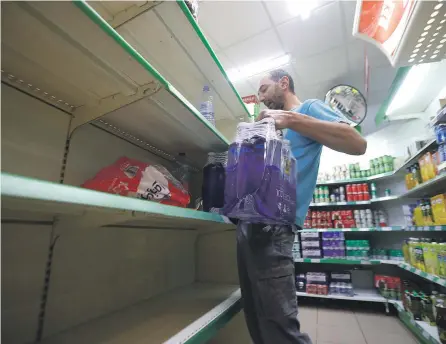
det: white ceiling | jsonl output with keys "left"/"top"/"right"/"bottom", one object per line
{"left": 198, "top": 0, "right": 399, "bottom": 135}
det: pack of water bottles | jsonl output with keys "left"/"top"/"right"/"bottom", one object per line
{"left": 220, "top": 118, "right": 297, "bottom": 224}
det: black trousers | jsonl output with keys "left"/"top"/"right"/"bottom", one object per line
{"left": 236, "top": 222, "right": 312, "bottom": 344}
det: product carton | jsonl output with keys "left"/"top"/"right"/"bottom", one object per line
{"left": 431, "top": 193, "right": 446, "bottom": 225}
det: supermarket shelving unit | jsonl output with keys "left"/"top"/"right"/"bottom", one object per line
{"left": 1, "top": 2, "right": 244, "bottom": 344}
{"left": 303, "top": 124, "right": 445, "bottom": 343}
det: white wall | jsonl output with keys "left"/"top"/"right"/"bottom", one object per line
{"left": 319, "top": 89, "right": 444, "bottom": 174}
{"left": 319, "top": 116, "right": 433, "bottom": 174}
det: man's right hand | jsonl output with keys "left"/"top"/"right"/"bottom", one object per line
{"left": 257, "top": 109, "right": 296, "bottom": 130}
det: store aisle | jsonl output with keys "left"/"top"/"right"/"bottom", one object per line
{"left": 299, "top": 305, "right": 420, "bottom": 344}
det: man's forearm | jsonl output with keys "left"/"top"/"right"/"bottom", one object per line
{"left": 286, "top": 112, "right": 367, "bottom": 155}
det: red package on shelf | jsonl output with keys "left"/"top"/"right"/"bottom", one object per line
{"left": 82, "top": 157, "right": 190, "bottom": 208}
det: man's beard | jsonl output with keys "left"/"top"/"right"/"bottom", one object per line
{"left": 265, "top": 99, "right": 284, "bottom": 110}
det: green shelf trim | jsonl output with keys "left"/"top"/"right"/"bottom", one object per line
{"left": 406, "top": 226, "right": 446, "bottom": 231}
{"left": 184, "top": 297, "right": 242, "bottom": 344}
{"left": 398, "top": 263, "right": 446, "bottom": 288}
{"left": 394, "top": 302, "right": 440, "bottom": 344}
{"left": 316, "top": 171, "right": 396, "bottom": 185}
{"left": 375, "top": 66, "right": 411, "bottom": 126}
{"left": 1, "top": 173, "right": 231, "bottom": 224}
{"left": 73, "top": 0, "right": 230, "bottom": 146}
{"left": 176, "top": 0, "right": 250, "bottom": 119}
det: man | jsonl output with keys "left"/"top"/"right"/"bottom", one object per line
{"left": 236, "top": 69, "right": 366, "bottom": 344}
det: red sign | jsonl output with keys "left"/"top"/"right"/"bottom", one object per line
{"left": 242, "top": 95, "right": 259, "bottom": 104}
{"left": 354, "top": 0, "right": 416, "bottom": 58}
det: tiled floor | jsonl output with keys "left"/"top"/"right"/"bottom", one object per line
{"left": 298, "top": 305, "right": 420, "bottom": 344}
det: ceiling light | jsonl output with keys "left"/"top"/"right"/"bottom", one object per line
{"left": 227, "top": 54, "right": 291, "bottom": 82}
{"left": 386, "top": 63, "right": 432, "bottom": 116}
{"left": 287, "top": 0, "right": 320, "bottom": 20}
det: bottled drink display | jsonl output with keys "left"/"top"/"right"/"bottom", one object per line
{"left": 199, "top": 85, "right": 215, "bottom": 127}
{"left": 376, "top": 277, "right": 446, "bottom": 343}
{"left": 402, "top": 237, "right": 446, "bottom": 277}
{"left": 404, "top": 194, "right": 446, "bottom": 226}
{"left": 221, "top": 119, "right": 297, "bottom": 224}
{"left": 202, "top": 152, "right": 227, "bottom": 212}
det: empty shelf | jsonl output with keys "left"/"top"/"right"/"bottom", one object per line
{"left": 89, "top": 0, "right": 250, "bottom": 123}
{"left": 1, "top": 173, "right": 234, "bottom": 231}
{"left": 1, "top": 1, "right": 229, "bottom": 165}
{"left": 42, "top": 283, "right": 241, "bottom": 344}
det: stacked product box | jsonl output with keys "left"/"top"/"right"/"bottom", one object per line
{"left": 292, "top": 234, "right": 301, "bottom": 261}
{"left": 321, "top": 231, "right": 345, "bottom": 258}
{"left": 301, "top": 232, "right": 322, "bottom": 258}
{"left": 310, "top": 210, "right": 333, "bottom": 228}
{"left": 303, "top": 210, "right": 312, "bottom": 229}
{"left": 313, "top": 184, "right": 371, "bottom": 203}
{"left": 402, "top": 204, "right": 417, "bottom": 227}
{"left": 346, "top": 240, "right": 371, "bottom": 260}
{"left": 331, "top": 210, "right": 356, "bottom": 228}
{"left": 306, "top": 272, "right": 329, "bottom": 295}
{"left": 345, "top": 183, "right": 370, "bottom": 201}
{"left": 296, "top": 273, "right": 306, "bottom": 292}
{"left": 329, "top": 271, "right": 354, "bottom": 296}
{"left": 354, "top": 209, "right": 374, "bottom": 228}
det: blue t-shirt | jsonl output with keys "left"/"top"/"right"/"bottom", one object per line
{"left": 284, "top": 99, "right": 342, "bottom": 227}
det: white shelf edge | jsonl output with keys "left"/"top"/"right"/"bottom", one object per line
{"left": 296, "top": 289, "right": 387, "bottom": 303}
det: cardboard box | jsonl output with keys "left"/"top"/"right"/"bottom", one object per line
{"left": 431, "top": 193, "right": 446, "bottom": 225}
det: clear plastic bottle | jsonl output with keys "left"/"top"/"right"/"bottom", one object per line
{"left": 199, "top": 85, "right": 215, "bottom": 127}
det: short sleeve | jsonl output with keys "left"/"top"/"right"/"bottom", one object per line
{"left": 306, "top": 99, "right": 343, "bottom": 123}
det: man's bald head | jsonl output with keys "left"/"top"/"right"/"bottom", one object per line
{"left": 258, "top": 69, "right": 295, "bottom": 109}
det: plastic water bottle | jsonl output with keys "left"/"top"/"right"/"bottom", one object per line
{"left": 199, "top": 85, "right": 215, "bottom": 126}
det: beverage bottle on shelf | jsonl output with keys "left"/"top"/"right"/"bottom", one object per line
{"left": 412, "top": 163, "right": 422, "bottom": 186}
{"left": 224, "top": 143, "right": 239, "bottom": 209}
{"left": 405, "top": 167, "right": 414, "bottom": 190}
{"left": 370, "top": 182, "right": 377, "bottom": 199}
{"left": 202, "top": 152, "right": 226, "bottom": 212}
{"left": 199, "top": 85, "right": 215, "bottom": 127}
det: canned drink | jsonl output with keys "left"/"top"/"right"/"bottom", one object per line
{"left": 330, "top": 194, "right": 336, "bottom": 202}
{"left": 346, "top": 184, "right": 352, "bottom": 194}
{"left": 339, "top": 186, "right": 345, "bottom": 195}
{"left": 385, "top": 188, "right": 391, "bottom": 196}
{"left": 352, "top": 184, "right": 358, "bottom": 193}
{"left": 340, "top": 194, "right": 346, "bottom": 202}
{"left": 358, "top": 193, "right": 364, "bottom": 201}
